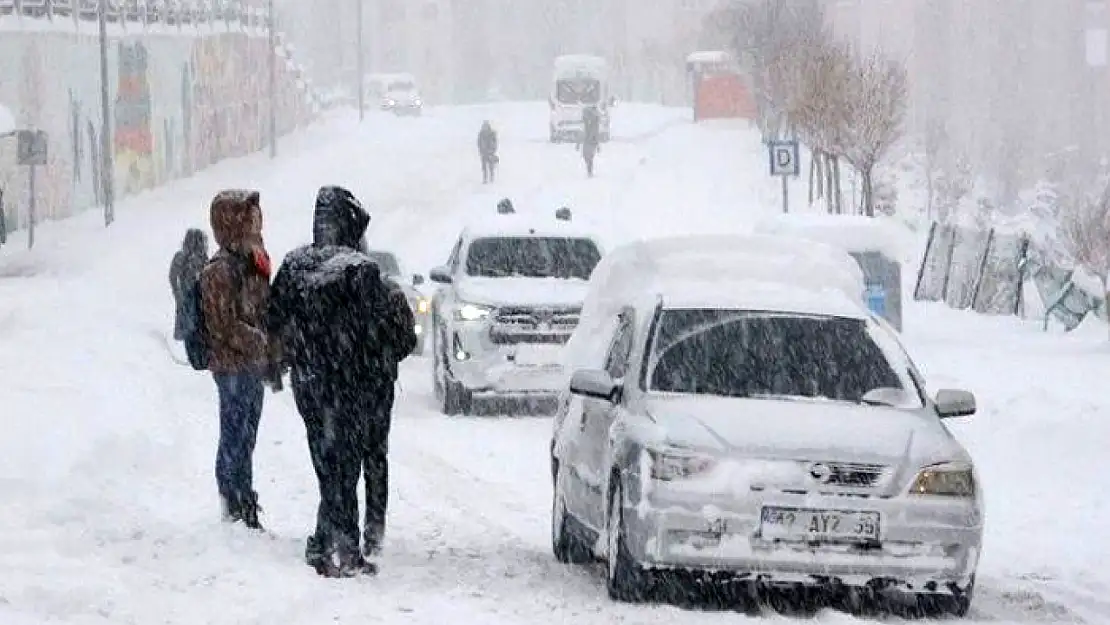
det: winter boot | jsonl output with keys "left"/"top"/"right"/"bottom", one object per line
{"left": 239, "top": 491, "right": 264, "bottom": 531}
{"left": 220, "top": 494, "right": 243, "bottom": 523}
{"left": 338, "top": 549, "right": 379, "bottom": 577}
{"left": 362, "top": 526, "right": 384, "bottom": 559}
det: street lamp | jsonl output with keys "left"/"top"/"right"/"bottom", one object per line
{"left": 357, "top": 0, "right": 365, "bottom": 121}
{"left": 268, "top": 0, "right": 277, "bottom": 158}
{"left": 98, "top": 0, "right": 115, "bottom": 225}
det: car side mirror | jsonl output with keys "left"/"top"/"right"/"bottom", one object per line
{"left": 412, "top": 273, "right": 425, "bottom": 286}
{"left": 935, "top": 389, "right": 976, "bottom": 418}
{"left": 429, "top": 266, "right": 452, "bottom": 284}
{"left": 569, "top": 369, "right": 620, "bottom": 403}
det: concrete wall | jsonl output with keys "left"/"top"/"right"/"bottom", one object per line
{"left": 0, "top": 18, "right": 315, "bottom": 233}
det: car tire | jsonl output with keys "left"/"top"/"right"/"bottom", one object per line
{"left": 549, "top": 125, "right": 558, "bottom": 143}
{"left": 917, "top": 577, "right": 974, "bottom": 618}
{"left": 606, "top": 479, "right": 652, "bottom": 602}
{"left": 551, "top": 460, "right": 593, "bottom": 564}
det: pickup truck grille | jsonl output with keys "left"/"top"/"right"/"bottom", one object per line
{"left": 489, "top": 305, "right": 581, "bottom": 345}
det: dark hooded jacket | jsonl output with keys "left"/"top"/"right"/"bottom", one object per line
{"left": 477, "top": 121, "right": 497, "bottom": 158}
{"left": 199, "top": 189, "right": 277, "bottom": 374}
{"left": 266, "top": 186, "right": 416, "bottom": 393}
{"left": 170, "top": 228, "right": 209, "bottom": 340}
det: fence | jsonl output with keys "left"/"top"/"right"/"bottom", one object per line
{"left": 913, "top": 221, "right": 1107, "bottom": 331}
{"left": 0, "top": 0, "right": 319, "bottom": 247}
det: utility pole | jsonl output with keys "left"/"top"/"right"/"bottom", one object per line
{"left": 97, "top": 0, "right": 115, "bottom": 225}
{"left": 357, "top": 0, "right": 365, "bottom": 121}
{"left": 268, "top": 0, "right": 277, "bottom": 158}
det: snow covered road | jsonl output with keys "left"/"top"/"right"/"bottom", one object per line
{"left": 0, "top": 102, "right": 1107, "bottom": 624}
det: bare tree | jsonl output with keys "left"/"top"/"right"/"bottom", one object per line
{"left": 1059, "top": 181, "right": 1110, "bottom": 294}
{"left": 923, "top": 117, "right": 948, "bottom": 221}
{"left": 836, "top": 48, "right": 908, "bottom": 217}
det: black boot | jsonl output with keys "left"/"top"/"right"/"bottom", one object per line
{"left": 239, "top": 491, "right": 264, "bottom": 531}
{"left": 362, "top": 525, "right": 384, "bottom": 559}
{"left": 221, "top": 494, "right": 243, "bottom": 523}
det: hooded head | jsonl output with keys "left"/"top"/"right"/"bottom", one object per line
{"left": 481, "top": 120, "right": 492, "bottom": 132}
{"left": 182, "top": 228, "right": 208, "bottom": 257}
{"left": 209, "top": 189, "right": 262, "bottom": 253}
{"left": 313, "top": 185, "right": 370, "bottom": 251}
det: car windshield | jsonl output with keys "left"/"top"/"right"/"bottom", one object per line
{"left": 388, "top": 81, "right": 415, "bottom": 92}
{"left": 464, "top": 236, "right": 601, "bottom": 280}
{"left": 556, "top": 79, "right": 600, "bottom": 105}
{"left": 646, "top": 310, "right": 912, "bottom": 404}
{"left": 365, "top": 251, "right": 401, "bottom": 277}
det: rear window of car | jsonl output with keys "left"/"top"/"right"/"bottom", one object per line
{"left": 645, "top": 309, "right": 915, "bottom": 405}
{"left": 464, "top": 236, "right": 601, "bottom": 280}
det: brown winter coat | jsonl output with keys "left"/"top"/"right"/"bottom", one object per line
{"left": 199, "top": 189, "right": 278, "bottom": 374}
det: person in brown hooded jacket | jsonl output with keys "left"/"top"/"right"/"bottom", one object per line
{"left": 199, "top": 189, "right": 280, "bottom": 530}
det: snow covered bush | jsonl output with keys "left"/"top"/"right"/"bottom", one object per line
{"left": 1058, "top": 180, "right": 1110, "bottom": 295}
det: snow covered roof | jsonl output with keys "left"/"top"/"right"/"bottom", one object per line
{"left": 686, "top": 50, "right": 732, "bottom": 65}
{"left": 753, "top": 214, "right": 913, "bottom": 261}
{"left": 656, "top": 278, "right": 868, "bottom": 320}
{"left": 463, "top": 210, "right": 599, "bottom": 240}
{"left": 553, "top": 54, "right": 607, "bottom": 78}
{"left": 0, "top": 103, "right": 15, "bottom": 135}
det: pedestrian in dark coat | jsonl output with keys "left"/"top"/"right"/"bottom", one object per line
{"left": 477, "top": 120, "right": 498, "bottom": 183}
{"left": 199, "top": 189, "right": 281, "bottom": 530}
{"left": 266, "top": 185, "right": 417, "bottom": 577}
{"left": 169, "top": 228, "right": 209, "bottom": 340}
{"left": 578, "top": 105, "right": 601, "bottom": 177}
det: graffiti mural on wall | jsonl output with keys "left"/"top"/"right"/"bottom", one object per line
{"left": 0, "top": 29, "right": 312, "bottom": 236}
{"left": 115, "top": 41, "right": 156, "bottom": 195}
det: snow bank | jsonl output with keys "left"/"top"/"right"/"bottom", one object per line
{"left": 564, "top": 233, "right": 866, "bottom": 372}
{"left": 753, "top": 214, "right": 915, "bottom": 262}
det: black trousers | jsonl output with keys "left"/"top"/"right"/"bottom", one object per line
{"left": 481, "top": 155, "right": 496, "bottom": 182}
{"left": 294, "top": 378, "right": 394, "bottom": 558}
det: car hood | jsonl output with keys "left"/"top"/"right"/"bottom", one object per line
{"left": 457, "top": 277, "right": 589, "bottom": 308}
{"left": 643, "top": 394, "right": 957, "bottom": 466}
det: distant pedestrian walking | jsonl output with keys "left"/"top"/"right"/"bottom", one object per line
{"left": 477, "top": 120, "right": 498, "bottom": 184}
{"left": 577, "top": 105, "right": 601, "bottom": 177}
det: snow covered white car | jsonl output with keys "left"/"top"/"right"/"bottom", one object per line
{"left": 550, "top": 237, "right": 981, "bottom": 616}
{"left": 428, "top": 214, "right": 603, "bottom": 415}
{"left": 366, "top": 249, "right": 429, "bottom": 355}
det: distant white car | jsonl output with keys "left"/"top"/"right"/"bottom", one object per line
{"left": 427, "top": 205, "right": 603, "bottom": 415}
{"left": 378, "top": 74, "right": 423, "bottom": 117}
{"left": 550, "top": 235, "right": 982, "bottom": 617}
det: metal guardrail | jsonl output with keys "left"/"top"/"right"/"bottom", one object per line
{"left": 0, "top": 0, "right": 272, "bottom": 30}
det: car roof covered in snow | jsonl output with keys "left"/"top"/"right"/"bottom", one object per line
{"left": 562, "top": 233, "right": 867, "bottom": 372}
{"left": 462, "top": 211, "right": 600, "bottom": 241}
{"left": 653, "top": 278, "right": 869, "bottom": 319}
{"left": 753, "top": 214, "right": 913, "bottom": 261}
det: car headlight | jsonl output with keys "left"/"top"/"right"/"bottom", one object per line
{"left": 908, "top": 462, "right": 976, "bottom": 497}
{"left": 416, "top": 298, "right": 429, "bottom": 314}
{"left": 454, "top": 302, "right": 492, "bottom": 322}
{"left": 383, "top": 98, "right": 395, "bottom": 106}
{"left": 413, "top": 98, "right": 422, "bottom": 106}
{"left": 647, "top": 448, "right": 716, "bottom": 481}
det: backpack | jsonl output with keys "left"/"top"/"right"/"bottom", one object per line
{"left": 181, "top": 257, "right": 244, "bottom": 371}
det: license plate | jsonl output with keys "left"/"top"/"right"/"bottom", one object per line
{"left": 513, "top": 345, "right": 563, "bottom": 366}
{"left": 760, "top": 507, "right": 880, "bottom": 542}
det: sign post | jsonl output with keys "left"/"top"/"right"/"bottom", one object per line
{"left": 17, "top": 129, "right": 48, "bottom": 250}
{"left": 768, "top": 139, "right": 800, "bottom": 213}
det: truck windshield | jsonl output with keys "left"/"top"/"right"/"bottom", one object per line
{"left": 555, "top": 79, "right": 600, "bottom": 105}
{"left": 465, "top": 237, "right": 601, "bottom": 280}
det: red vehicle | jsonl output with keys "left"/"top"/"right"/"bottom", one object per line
{"left": 685, "top": 50, "right": 755, "bottom": 122}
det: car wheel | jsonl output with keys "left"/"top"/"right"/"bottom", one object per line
{"left": 917, "top": 577, "right": 974, "bottom": 618}
{"left": 552, "top": 460, "right": 592, "bottom": 564}
{"left": 606, "top": 478, "right": 652, "bottom": 602}
{"left": 431, "top": 319, "right": 445, "bottom": 403}
{"left": 549, "top": 125, "right": 557, "bottom": 143}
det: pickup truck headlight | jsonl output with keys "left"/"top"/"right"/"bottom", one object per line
{"left": 454, "top": 302, "right": 492, "bottom": 322}
{"left": 647, "top": 448, "right": 716, "bottom": 481}
{"left": 908, "top": 462, "right": 976, "bottom": 497}
{"left": 416, "top": 298, "right": 429, "bottom": 314}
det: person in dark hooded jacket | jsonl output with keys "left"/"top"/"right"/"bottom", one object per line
{"left": 477, "top": 120, "right": 498, "bottom": 184}
{"left": 266, "top": 185, "right": 417, "bottom": 577}
{"left": 169, "top": 228, "right": 209, "bottom": 340}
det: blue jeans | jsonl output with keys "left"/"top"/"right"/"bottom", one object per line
{"left": 213, "top": 372, "right": 265, "bottom": 504}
